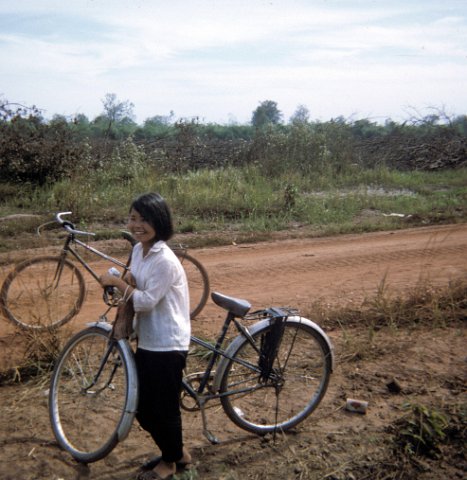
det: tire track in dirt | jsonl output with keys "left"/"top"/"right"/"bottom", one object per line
{"left": 207, "top": 244, "right": 467, "bottom": 276}
{"left": 193, "top": 224, "right": 467, "bottom": 314}
{"left": 0, "top": 224, "right": 466, "bottom": 370}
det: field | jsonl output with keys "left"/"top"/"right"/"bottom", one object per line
{"left": 0, "top": 223, "right": 465, "bottom": 480}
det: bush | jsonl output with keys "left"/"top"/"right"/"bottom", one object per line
{"left": 0, "top": 112, "right": 90, "bottom": 185}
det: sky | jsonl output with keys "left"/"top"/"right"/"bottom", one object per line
{"left": 1, "top": 0, "right": 466, "bottom": 125}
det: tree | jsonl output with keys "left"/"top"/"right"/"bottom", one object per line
{"left": 144, "top": 111, "right": 175, "bottom": 126}
{"left": 289, "top": 104, "right": 310, "bottom": 125}
{"left": 251, "top": 100, "right": 282, "bottom": 128}
{"left": 0, "top": 96, "right": 42, "bottom": 122}
{"left": 71, "top": 113, "right": 91, "bottom": 137}
{"left": 101, "top": 93, "right": 135, "bottom": 140}
{"left": 351, "top": 119, "right": 383, "bottom": 140}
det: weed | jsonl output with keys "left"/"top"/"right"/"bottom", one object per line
{"left": 0, "top": 325, "right": 69, "bottom": 385}
{"left": 302, "top": 278, "right": 467, "bottom": 363}
{"left": 173, "top": 467, "right": 199, "bottom": 480}
{"left": 337, "top": 279, "right": 465, "bottom": 330}
{"left": 283, "top": 183, "right": 298, "bottom": 209}
{"left": 392, "top": 403, "right": 449, "bottom": 458}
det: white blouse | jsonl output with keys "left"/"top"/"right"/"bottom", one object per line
{"left": 131, "top": 240, "right": 191, "bottom": 351}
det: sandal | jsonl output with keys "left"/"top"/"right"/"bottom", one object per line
{"left": 137, "top": 470, "right": 173, "bottom": 480}
{"left": 141, "top": 456, "right": 190, "bottom": 471}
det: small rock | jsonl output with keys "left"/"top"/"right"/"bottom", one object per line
{"left": 387, "top": 378, "right": 402, "bottom": 394}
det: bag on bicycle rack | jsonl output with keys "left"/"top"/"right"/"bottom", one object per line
{"left": 258, "top": 308, "right": 288, "bottom": 382}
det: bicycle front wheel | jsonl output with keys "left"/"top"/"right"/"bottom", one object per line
{"left": 0, "top": 256, "right": 85, "bottom": 330}
{"left": 219, "top": 319, "right": 332, "bottom": 434}
{"left": 174, "top": 251, "right": 209, "bottom": 319}
{"left": 49, "top": 326, "right": 137, "bottom": 463}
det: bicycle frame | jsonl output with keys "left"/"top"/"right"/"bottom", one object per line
{"left": 184, "top": 315, "right": 249, "bottom": 397}
{"left": 52, "top": 213, "right": 200, "bottom": 303}
{"left": 184, "top": 305, "right": 294, "bottom": 400}
{"left": 57, "top": 232, "right": 129, "bottom": 285}
{"left": 180, "top": 308, "right": 288, "bottom": 443}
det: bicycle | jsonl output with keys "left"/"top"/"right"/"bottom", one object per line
{"left": 48, "top": 290, "right": 334, "bottom": 463}
{"left": 0, "top": 212, "right": 210, "bottom": 330}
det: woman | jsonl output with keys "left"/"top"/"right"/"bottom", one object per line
{"left": 100, "top": 192, "right": 192, "bottom": 480}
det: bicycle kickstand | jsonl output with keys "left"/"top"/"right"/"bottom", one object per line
{"left": 198, "top": 398, "right": 220, "bottom": 445}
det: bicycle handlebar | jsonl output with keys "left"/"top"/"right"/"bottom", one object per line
{"left": 55, "top": 212, "right": 96, "bottom": 237}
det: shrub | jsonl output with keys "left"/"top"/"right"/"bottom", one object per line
{"left": 0, "top": 112, "right": 90, "bottom": 185}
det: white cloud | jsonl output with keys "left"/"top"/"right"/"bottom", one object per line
{"left": 1, "top": 0, "right": 466, "bottom": 123}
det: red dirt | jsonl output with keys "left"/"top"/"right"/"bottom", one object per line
{"left": 0, "top": 223, "right": 466, "bottom": 479}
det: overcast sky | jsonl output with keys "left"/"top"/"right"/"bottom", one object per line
{"left": 1, "top": 0, "right": 466, "bottom": 124}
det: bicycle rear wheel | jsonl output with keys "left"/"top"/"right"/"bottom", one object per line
{"left": 219, "top": 319, "right": 332, "bottom": 434}
{"left": 49, "top": 326, "right": 137, "bottom": 463}
{"left": 174, "top": 250, "right": 209, "bottom": 319}
{"left": 0, "top": 256, "right": 85, "bottom": 330}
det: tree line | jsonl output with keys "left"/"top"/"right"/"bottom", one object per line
{"left": 1, "top": 94, "right": 466, "bottom": 185}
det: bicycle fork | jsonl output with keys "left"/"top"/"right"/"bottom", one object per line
{"left": 80, "top": 341, "right": 119, "bottom": 395}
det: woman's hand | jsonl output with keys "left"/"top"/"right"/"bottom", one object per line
{"left": 99, "top": 273, "right": 118, "bottom": 287}
{"left": 100, "top": 273, "right": 135, "bottom": 299}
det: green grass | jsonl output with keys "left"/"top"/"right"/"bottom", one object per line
{"left": 0, "top": 164, "right": 466, "bottom": 254}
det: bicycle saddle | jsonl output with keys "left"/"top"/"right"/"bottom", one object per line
{"left": 211, "top": 291, "right": 251, "bottom": 317}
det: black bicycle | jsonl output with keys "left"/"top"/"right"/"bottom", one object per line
{"left": 48, "top": 290, "right": 334, "bottom": 463}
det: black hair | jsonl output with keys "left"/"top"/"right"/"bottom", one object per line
{"left": 130, "top": 192, "right": 174, "bottom": 241}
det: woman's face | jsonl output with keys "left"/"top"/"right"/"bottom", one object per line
{"left": 128, "top": 208, "right": 157, "bottom": 246}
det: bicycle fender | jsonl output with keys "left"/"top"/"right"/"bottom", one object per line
{"left": 211, "top": 316, "right": 334, "bottom": 393}
{"left": 116, "top": 339, "right": 139, "bottom": 441}
{"left": 85, "top": 321, "right": 112, "bottom": 332}
{"left": 84, "top": 321, "right": 139, "bottom": 440}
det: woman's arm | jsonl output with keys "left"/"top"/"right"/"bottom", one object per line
{"left": 99, "top": 272, "right": 135, "bottom": 298}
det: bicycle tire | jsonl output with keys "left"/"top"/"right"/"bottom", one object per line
{"left": 174, "top": 251, "right": 210, "bottom": 319}
{"left": 219, "top": 318, "right": 332, "bottom": 434}
{"left": 48, "top": 325, "right": 138, "bottom": 463}
{"left": 0, "top": 256, "right": 86, "bottom": 330}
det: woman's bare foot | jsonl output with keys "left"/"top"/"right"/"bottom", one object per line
{"left": 153, "top": 460, "right": 176, "bottom": 479}
{"left": 178, "top": 447, "right": 192, "bottom": 465}
{"left": 141, "top": 447, "right": 192, "bottom": 472}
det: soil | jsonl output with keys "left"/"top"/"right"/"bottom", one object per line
{"left": 0, "top": 223, "right": 466, "bottom": 480}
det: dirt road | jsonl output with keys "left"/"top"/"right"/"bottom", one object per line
{"left": 0, "top": 223, "right": 466, "bottom": 480}
{"left": 198, "top": 223, "right": 467, "bottom": 312}
{"left": 1, "top": 223, "right": 466, "bottom": 367}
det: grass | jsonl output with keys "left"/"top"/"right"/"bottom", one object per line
{"left": 0, "top": 164, "right": 466, "bottom": 255}
{"left": 301, "top": 277, "right": 467, "bottom": 364}
{"left": 0, "top": 325, "right": 69, "bottom": 385}
{"left": 305, "top": 277, "right": 467, "bottom": 330}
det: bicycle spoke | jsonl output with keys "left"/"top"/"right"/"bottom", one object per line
{"left": 220, "top": 320, "right": 332, "bottom": 434}
{"left": 1, "top": 257, "right": 85, "bottom": 330}
{"left": 49, "top": 328, "right": 136, "bottom": 462}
